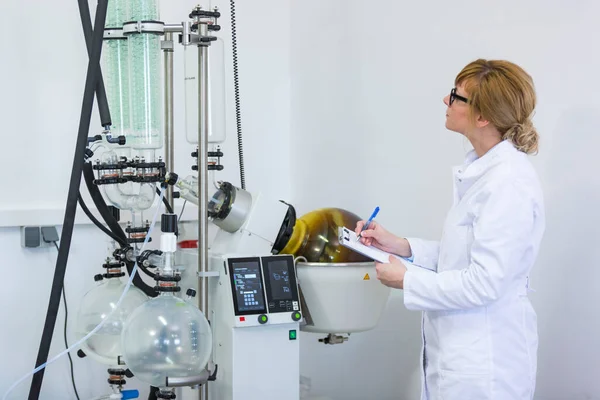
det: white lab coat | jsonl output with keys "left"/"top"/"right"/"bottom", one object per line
{"left": 403, "top": 140, "right": 545, "bottom": 400}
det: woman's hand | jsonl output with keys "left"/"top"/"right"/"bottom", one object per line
{"left": 354, "top": 220, "right": 412, "bottom": 257}
{"left": 376, "top": 256, "right": 408, "bottom": 289}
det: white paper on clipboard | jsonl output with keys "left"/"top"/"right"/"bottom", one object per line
{"left": 338, "top": 226, "right": 398, "bottom": 263}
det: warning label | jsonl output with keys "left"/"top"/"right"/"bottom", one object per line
{"left": 363, "top": 273, "right": 370, "bottom": 280}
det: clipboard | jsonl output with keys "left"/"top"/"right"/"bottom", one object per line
{"left": 338, "top": 226, "right": 398, "bottom": 263}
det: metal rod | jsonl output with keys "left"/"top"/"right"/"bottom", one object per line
{"left": 197, "top": 23, "right": 210, "bottom": 400}
{"left": 163, "top": 31, "right": 175, "bottom": 206}
{"left": 164, "top": 23, "right": 184, "bottom": 33}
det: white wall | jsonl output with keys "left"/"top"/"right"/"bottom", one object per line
{"left": 0, "top": 0, "right": 292, "bottom": 398}
{"left": 291, "top": 1, "right": 600, "bottom": 399}
{"left": 3, "top": 0, "right": 600, "bottom": 399}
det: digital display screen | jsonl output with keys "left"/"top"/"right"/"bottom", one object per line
{"left": 267, "top": 260, "right": 293, "bottom": 301}
{"left": 230, "top": 260, "right": 266, "bottom": 314}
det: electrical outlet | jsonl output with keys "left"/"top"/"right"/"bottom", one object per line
{"left": 20, "top": 226, "right": 59, "bottom": 248}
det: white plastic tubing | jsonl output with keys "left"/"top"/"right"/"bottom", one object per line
{"left": 2, "top": 188, "right": 166, "bottom": 400}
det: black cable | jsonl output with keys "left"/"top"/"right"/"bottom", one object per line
{"left": 178, "top": 200, "right": 187, "bottom": 222}
{"left": 52, "top": 242, "right": 81, "bottom": 400}
{"left": 77, "top": 0, "right": 111, "bottom": 127}
{"left": 77, "top": 192, "right": 127, "bottom": 246}
{"left": 156, "top": 186, "right": 174, "bottom": 213}
{"left": 230, "top": 0, "right": 246, "bottom": 189}
{"left": 29, "top": 1, "right": 109, "bottom": 398}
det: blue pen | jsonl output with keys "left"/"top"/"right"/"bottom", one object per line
{"left": 357, "top": 206, "right": 380, "bottom": 240}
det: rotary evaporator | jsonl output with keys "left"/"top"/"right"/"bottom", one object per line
{"left": 10, "top": 1, "right": 392, "bottom": 400}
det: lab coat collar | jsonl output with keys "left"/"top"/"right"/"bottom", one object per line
{"left": 453, "top": 140, "right": 516, "bottom": 202}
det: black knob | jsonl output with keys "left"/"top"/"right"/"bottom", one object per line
{"left": 191, "top": 165, "right": 198, "bottom": 171}
{"left": 77, "top": 349, "right": 87, "bottom": 358}
{"left": 161, "top": 213, "right": 178, "bottom": 233}
{"left": 208, "top": 25, "right": 221, "bottom": 31}
{"left": 84, "top": 148, "right": 94, "bottom": 159}
{"left": 125, "top": 369, "right": 134, "bottom": 378}
{"left": 166, "top": 172, "right": 178, "bottom": 186}
{"left": 191, "top": 151, "right": 198, "bottom": 157}
{"left": 186, "top": 288, "right": 197, "bottom": 298}
{"left": 173, "top": 191, "right": 181, "bottom": 199}
{"left": 258, "top": 314, "right": 268, "bottom": 324}
{"left": 118, "top": 135, "right": 126, "bottom": 145}
{"left": 94, "top": 274, "right": 103, "bottom": 282}
{"left": 291, "top": 311, "right": 302, "bottom": 321}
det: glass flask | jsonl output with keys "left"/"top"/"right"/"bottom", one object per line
{"left": 120, "top": 293, "right": 213, "bottom": 387}
{"left": 75, "top": 277, "right": 149, "bottom": 365}
{"left": 279, "top": 208, "right": 370, "bottom": 263}
{"left": 99, "top": 150, "right": 156, "bottom": 211}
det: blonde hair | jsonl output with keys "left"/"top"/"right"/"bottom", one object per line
{"left": 455, "top": 59, "right": 539, "bottom": 155}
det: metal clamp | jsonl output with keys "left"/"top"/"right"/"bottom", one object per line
{"left": 103, "top": 28, "right": 125, "bottom": 40}
{"left": 123, "top": 20, "right": 165, "bottom": 35}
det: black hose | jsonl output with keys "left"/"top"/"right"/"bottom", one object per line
{"left": 77, "top": 0, "right": 111, "bottom": 128}
{"left": 156, "top": 186, "right": 174, "bottom": 213}
{"left": 230, "top": 0, "right": 246, "bottom": 189}
{"left": 124, "top": 260, "right": 158, "bottom": 297}
{"left": 77, "top": 192, "right": 127, "bottom": 246}
{"left": 83, "top": 163, "right": 127, "bottom": 243}
{"left": 28, "top": 1, "right": 109, "bottom": 398}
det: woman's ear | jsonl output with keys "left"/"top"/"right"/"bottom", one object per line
{"left": 475, "top": 113, "right": 491, "bottom": 128}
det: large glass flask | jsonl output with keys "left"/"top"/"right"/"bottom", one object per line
{"left": 121, "top": 293, "right": 213, "bottom": 387}
{"left": 280, "top": 208, "right": 370, "bottom": 263}
{"left": 75, "top": 277, "right": 149, "bottom": 365}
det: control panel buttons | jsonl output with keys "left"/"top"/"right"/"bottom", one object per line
{"left": 258, "top": 314, "right": 269, "bottom": 324}
{"left": 291, "top": 312, "right": 302, "bottom": 321}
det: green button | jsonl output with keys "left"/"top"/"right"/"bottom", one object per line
{"left": 295, "top": 312, "right": 301, "bottom": 319}
{"left": 261, "top": 316, "right": 267, "bottom": 322}
{"left": 289, "top": 330, "right": 297, "bottom": 340}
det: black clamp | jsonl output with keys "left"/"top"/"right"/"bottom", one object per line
{"left": 154, "top": 273, "right": 182, "bottom": 292}
{"left": 155, "top": 390, "right": 176, "bottom": 400}
{"left": 189, "top": 9, "right": 221, "bottom": 18}
{"left": 137, "top": 249, "right": 163, "bottom": 269}
{"left": 107, "top": 368, "right": 127, "bottom": 385}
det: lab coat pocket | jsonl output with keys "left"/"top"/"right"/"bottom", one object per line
{"left": 439, "top": 370, "right": 491, "bottom": 400}
{"left": 438, "top": 309, "right": 489, "bottom": 375}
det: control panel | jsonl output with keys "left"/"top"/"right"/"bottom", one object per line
{"left": 227, "top": 255, "right": 301, "bottom": 323}
{"left": 262, "top": 256, "right": 300, "bottom": 314}
{"left": 228, "top": 257, "right": 267, "bottom": 316}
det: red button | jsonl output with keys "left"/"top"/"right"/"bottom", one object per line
{"left": 239, "top": 317, "right": 245, "bottom": 322}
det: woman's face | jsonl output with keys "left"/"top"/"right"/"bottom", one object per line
{"left": 443, "top": 84, "right": 471, "bottom": 135}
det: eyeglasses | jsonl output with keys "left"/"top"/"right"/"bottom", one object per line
{"left": 449, "top": 88, "right": 469, "bottom": 106}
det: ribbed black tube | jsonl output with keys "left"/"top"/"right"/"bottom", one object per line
{"left": 28, "top": 1, "right": 109, "bottom": 398}
{"left": 77, "top": 0, "right": 111, "bottom": 128}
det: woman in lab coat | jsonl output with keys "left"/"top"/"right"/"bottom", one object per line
{"left": 356, "top": 59, "right": 545, "bottom": 400}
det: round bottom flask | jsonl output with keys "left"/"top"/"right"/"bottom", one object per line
{"left": 120, "top": 293, "right": 213, "bottom": 387}
{"left": 75, "top": 277, "right": 149, "bottom": 365}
